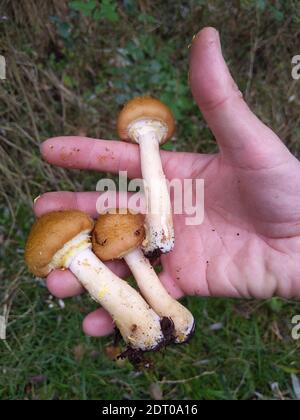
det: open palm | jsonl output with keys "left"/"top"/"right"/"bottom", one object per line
{"left": 34, "top": 28, "right": 300, "bottom": 337}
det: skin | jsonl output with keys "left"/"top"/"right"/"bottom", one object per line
{"left": 34, "top": 28, "right": 300, "bottom": 337}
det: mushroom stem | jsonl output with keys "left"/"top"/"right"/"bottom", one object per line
{"left": 129, "top": 120, "right": 174, "bottom": 257}
{"left": 59, "top": 234, "right": 164, "bottom": 351}
{"left": 124, "top": 247, "right": 195, "bottom": 343}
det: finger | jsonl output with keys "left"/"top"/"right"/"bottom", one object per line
{"left": 41, "top": 136, "right": 199, "bottom": 179}
{"left": 46, "top": 270, "right": 84, "bottom": 298}
{"left": 34, "top": 191, "right": 145, "bottom": 218}
{"left": 41, "top": 136, "right": 141, "bottom": 178}
{"left": 34, "top": 192, "right": 101, "bottom": 218}
{"left": 46, "top": 261, "right": 130, "bottom": 299}
{"left": 189, "top": 27, "right": 293, "bottom": 167}
{"left": 41, "top": 136, "right": 178, "bottom": 179}
{"left": 82, "top": 308, "right": 114, "bottom": 337}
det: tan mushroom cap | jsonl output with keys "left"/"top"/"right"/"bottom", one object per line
{"left": 117, "top": 96, "right": 175, "bottom": 143}
{"left": 92, "top": 210, "right": 145, "bottom": 261}
{"left": 25, "top": 211, "right": 94, "bottom": 277}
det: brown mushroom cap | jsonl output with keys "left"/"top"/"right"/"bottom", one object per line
{"left": 92, "top": 210, "right": 145, "bottom": 261}
{"left": 117, "top": 96, "right": 175, "bottom": 143}
{"left": 25, "top": 211, "right": 94, "bottom": 277}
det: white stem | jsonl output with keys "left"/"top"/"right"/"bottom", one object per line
{"left": 124, "top": 248, "right": 195, "bottom": 343}
{"left": 129, "top": 120, "right": 174, "bottom": 256}
{"left": 67, "top": 247, "right": 164, "bottom": 351}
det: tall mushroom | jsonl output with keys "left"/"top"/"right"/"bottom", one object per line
{"left": 25, "top": 210, "right": 164, "bottom": 351}
{"left": 92, "top": 210, "right": 195, "bottom": 344}
{"left": 117, "top": 96, "right": 175, "bottom": 257}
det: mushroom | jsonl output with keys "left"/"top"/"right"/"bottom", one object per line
{"left": 117, "top": 96, "right": 175, "bottom": 257}
{"left": 25, "top": 210, "right": 165, "bottom": 352}
{"left": 92, "top": 210, "right": 195, "bottom": 344}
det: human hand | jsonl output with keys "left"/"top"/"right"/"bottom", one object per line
{"left": 34, "top": 27, "right": 300, "bottom": 337}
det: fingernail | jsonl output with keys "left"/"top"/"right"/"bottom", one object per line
{"left": 188, "top": 32, "right": 198, "bottom": 48}
{"left": 40, "top": 139, "right": 54, "bottom": 156}
{"left": 194, "top": 27, "right": 219, "bottom": 44}
{"left": 210, "top": 28, "right": 221, "bottom": 50}
{"left": 205, "top": 27, "right": 219, "bottom": 39}
{"left": 33, "top": 195, "right": 41, "bottom": 205}
{"left": 189, "top": 32, "right": 199, "bottom": 47}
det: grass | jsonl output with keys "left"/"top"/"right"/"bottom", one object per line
{"left": 1, "top": 0, "right": 300, "bottom": 400}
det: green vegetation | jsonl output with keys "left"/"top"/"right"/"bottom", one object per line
{"left": 1, "top": 0, "right": 300, "bottom": 400}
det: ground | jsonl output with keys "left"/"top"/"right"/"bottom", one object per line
{"left": 0, "top": 0, "right": 300, "bottom": 400}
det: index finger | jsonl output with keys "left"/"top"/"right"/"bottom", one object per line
{"left": 41, "top": 136, "right": 142, "bottom": 178}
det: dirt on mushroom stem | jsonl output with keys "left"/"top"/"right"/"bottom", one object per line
{"left": 117, "top": 316, "right": 176, "bottom": 369}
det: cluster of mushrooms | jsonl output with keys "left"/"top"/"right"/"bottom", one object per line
{"left": 25, "top": 97, "right": 195, "bottom": 360}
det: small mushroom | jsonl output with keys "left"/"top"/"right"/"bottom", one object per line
{"left": 25, "top": 211, "right": 164, "bottom": 351}
{"left": 117, "top": 96, "right": 175, "bottom": 257}
{"left": 92, "top": 210, "right": 195, "bottom": 344}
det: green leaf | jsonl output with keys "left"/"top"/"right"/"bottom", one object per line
{"left": 257, "top": 0, "right": 267, "bottom": 11}
{"left": 95, "top": 83, "right": 106, "bottom": 94}
{"left": 69, "top": 0, "right": 97, "bottom": 16}
{"left": 94, "top": 0, "right": 119, "bottom": 22}
{"left": 269, "top": 5, "right": 284, "bottom": 22}
{"left": 137, "top": 13, "right": 157, "bottom": 24}
{"left": 267, "top": 297, "right": 284, "bottom": 313}
{"left": 63, "top": 74, "right": 76, "bottom": 88}
{"left": 123, "top": 0, "right": 137, "bottom": 14}
{"left": 276, "top": 365, "right": 300, "bottom": 374}
{"left": 50, "top": 16, "right": 72, "bottom": 40}
{"left": 161, "top": 141, "right": 174, "bottom": 151}
{"left": 58, "top": 22, "right": 72, "bottom": 39}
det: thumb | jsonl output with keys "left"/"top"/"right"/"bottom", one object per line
{"left": 189, "top": 27, "right": 293, "bottom": 168}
